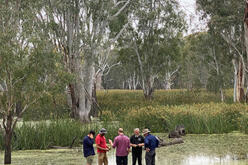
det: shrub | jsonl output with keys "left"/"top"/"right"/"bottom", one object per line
{"left": 121, "top": 103, "right": 248, "bottom": 134}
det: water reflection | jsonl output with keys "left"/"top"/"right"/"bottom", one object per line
{"left": 98, "top": 151, "right": 248, "bottom": 165}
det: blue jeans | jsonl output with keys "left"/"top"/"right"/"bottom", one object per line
{"left": 116, "top": 156, "right": 128, "bottom": 165}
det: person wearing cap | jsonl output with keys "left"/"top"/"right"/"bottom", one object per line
{"left": 143, "top": 129, "right": 159, "bottom": 165}
{"left": 109, "top": 128, "right": 130, "bottom": 165}
{"left": 95, "top": 128, "right": 110, "bottom": 165}
{"left": 130, "top": 128, "right": 144, "bottom": 165}
{"left": 83, "top": 130, "right": 96, "bottom": 165}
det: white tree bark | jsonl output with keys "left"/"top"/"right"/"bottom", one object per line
{"left": 41, "top": 0, "right": 131, "bottom": 122}
{"left": 232, "top": 59, "right": 238, "bottom": 102}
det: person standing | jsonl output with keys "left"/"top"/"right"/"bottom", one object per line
{"left": 143, "top": 129, "right": 159, "bottom": 165}
{"left": 83, "top": 130, "right": 96, "bottom": 165}
{"left": 130, "top": 128, "right": 144, "bottom": 165}
{"left": 109, "top": 128, "right": 130, "bottom": 165}
{"left": 95, "top": 128, "right": 110, "bottom": 165}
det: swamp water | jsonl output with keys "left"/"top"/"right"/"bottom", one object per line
{"left": 0, "top": 133, "right": 248, "bottom": 165}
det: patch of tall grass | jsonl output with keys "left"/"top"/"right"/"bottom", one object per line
{"left": 239, "top": 112, "right": 248, "bottom": 134}
{"left": 0, "top": 120, "right": 121, "bottom": 150}
{"left": 118, "top": 103, "right": 248, "bottom": 134}
{"left": 98, "top": 89, "right": 234, "bottom": 117}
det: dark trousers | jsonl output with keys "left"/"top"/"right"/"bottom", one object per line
{"left": 132, "top": 152, "right": 142, "bottom": 165}
{"left": 116, "top": 156, "right": 128, "bottom": 165}
{"left": 145, "top": 150, "right": 155, "bottom": 165}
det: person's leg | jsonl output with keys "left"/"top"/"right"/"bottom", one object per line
{"left": 123, "top": 156, "right": 128, "bottom": 165}
{"left": 86, "top": 155, "right": 94, "bottom": 165}
{"left": 145, "top": 152, "right": 151, "bottom": 165}
{"left": 145, "top": 151, "right": 155, "bottom": 165}
{"left": 116, "top": 156, "right": 122, "bottom": 165}
{"left": 98, "top": 153, "right": 104, "bottom": 165}
{"left": 151, "top": 151, "right": 155, "bottom": 165}
{"left": 137, "top": 152, "right": 142, "bottom": 165}
{"left": 132, "top": 152, "right": 137, "bottom": 165}
{"left": 103, "top": 153, "right": 108, "bottom": 165}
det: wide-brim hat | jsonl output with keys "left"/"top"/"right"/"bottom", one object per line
{"left": 142, "top": 128, "right": 151, "bottom": 134}
{"left": 99, "top": 128, "right": 107, "bottom": 134}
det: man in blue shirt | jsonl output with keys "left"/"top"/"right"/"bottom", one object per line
{"left": 83, "top": 130, "right": 96, "bottom": 165}
{"left": 143, "top": 129, "right": 159, "bottom": 165}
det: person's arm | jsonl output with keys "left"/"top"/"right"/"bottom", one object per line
{"left": 144, "top": 138, "right": 150, "bottom": 152}
{"left": 130, "top": 142, "right": 137, "bottom": 147}
{"left": 96, "top": 136, "right": 109, "bottom": 151}
{"left": 127, "top": 139, "right": 131, "bottom": 153}
{"left": 109, "top": 138, "right": 117, "bottom": 148}
{"left": 130, "top": 136, "right": 137, "bottom": 147}
{"left": 96, "top": 144, "right": 109, "bottom": 151}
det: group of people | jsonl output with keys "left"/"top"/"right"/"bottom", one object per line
{"left": 83, "top": 128, "right": 159, "bottom": 165}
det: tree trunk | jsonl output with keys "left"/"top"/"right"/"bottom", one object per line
{"left": 90, "top": 78, "right": 98, "bottom": 117}
{"left": 76, "top": 54, "right": 95, "bottom": 123}
{"left": 4, "top": 131, "right": 12, "bottom": 164}
{"left": 220, "top": 88, "right": 224, "bottom": 102}
{"left": 122, "top": 81, "right": 125, "bottom": 89}
{"left": 15, "top": 101, "right": 22, "bottom": 117}
{"left": 232, "top": 59, "right": 245, "bottom": 103}
{"left": 4, "top": 115, "right": 13, "bottom": 165}
{"left": 143, "top": 75, "right": 155, "bottom": 99}
{"left": 233, "top": 59, "right": 238, "bottom": 102}
{"left": 95, "top": 72, "right": 103, "bottom": 90}
{"left": 244, "top": 6, "right": 248, "bottom": 101}
{"left": 163, "top": 73, "right": 173, "bottom": 90}
{"left": 236, "top": 60, "right": 245, "bottom": 102}
{"left": 68, "top": 84, "right": 78, "bottom": 118}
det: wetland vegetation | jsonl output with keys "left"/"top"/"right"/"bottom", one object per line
{"left": 1, "top": 133, "right": 248, "bottom": 165}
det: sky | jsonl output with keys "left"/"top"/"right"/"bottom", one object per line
{"left": 179, "top": 0, "right": 207, "bottom": 34}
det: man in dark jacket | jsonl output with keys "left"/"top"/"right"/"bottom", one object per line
{"left": 130, "top": 128, "right": 144, "bottom": 165}
{"left": 83, "top": 130, "right": 96, "bottom": 165}
{"left": 143, "top": 129, "right": 159, "bottom": 165}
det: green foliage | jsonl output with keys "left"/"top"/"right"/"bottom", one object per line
{"left": 181, "top": 32, "right": 233, "bottom": 91}
{"left": 98, "top": 90, "right": 247, "bottom": 134}
{"left": 97, "top": 90, "right": 234, "bottom": 114}
{"left": 239, "top": 112, "right": 248, "bottom": 134}
{"left": 196, "top": 0, "right": 244, "bottom": 59}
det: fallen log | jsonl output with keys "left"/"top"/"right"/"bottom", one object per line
{"left": 156, "top": 136, "right": 184, "bottom": 147}
{"left": 50, "top": 136, "right": 78, "bottom": 149}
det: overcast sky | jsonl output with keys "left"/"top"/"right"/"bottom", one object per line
{"left": 179, "top": 0, "right": 207, "bottom": 34}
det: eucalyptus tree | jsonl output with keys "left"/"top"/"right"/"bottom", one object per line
{"left": 196, "top": 0, "right": 246, "bottom": 102}
{"left": 182, "top": 32, "right": 232, "bottom": 101}
{"left": 0, "top": 0, "right": 68, "bottom": 164}
{"left": 37, "top": 0, "right": 131, "bottom": 121}
{"left": 119, "top": 0, "right": 185, "bottom": 99}
{"left": 158, "top": 36, "right": 182, "bottom": 90}
{"left": 91, "top": 48, "right": 120, "bottom": 117}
